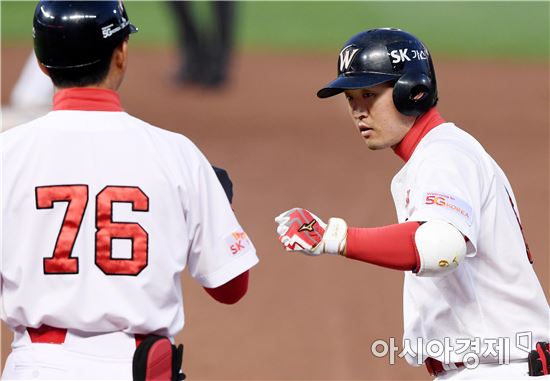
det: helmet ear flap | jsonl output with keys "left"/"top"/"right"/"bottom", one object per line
{"left": 392, "top": 72, "right": 436, "bottom": 117}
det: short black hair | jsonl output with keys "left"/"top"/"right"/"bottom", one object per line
{"left": 46, "top": 53, "right": 113, "bottom": 88}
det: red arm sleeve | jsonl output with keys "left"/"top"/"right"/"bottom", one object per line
{"left": 203, "top": 270, "right": 249, "bottom": 304}
{"left": 345, "top": 222, "right": 421, "bottom": 272}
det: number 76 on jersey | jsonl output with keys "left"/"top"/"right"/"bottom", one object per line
{"left": 35, "top": 184, "right": 150, "bottom": 276}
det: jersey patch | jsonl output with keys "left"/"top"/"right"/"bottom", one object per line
{"left": 225, "top": 231, "right": 252, "bottom": 256}
{"left": 423, "top": 192, "right": 473, "bottom": 226}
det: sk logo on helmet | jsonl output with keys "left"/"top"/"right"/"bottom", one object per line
{"left": 339, "top": 45, "right": 360, "bottom": 72}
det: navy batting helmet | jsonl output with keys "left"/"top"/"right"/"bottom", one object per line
{"left": 317, "top": 28, "right": 437, "bottom": 117}
{"left": 33, "top": 1, "right": 138, "bottom": 69}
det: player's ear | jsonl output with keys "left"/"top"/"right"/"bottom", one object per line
{"left": 113, "top": 39, "right": 129, "bottom": 71}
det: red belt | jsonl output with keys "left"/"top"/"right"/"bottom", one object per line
{"left": 27, "top": 325, "right": 146, "bottom": 347}
{"left": 425, "top": 357, "right": 465, "bottom": 377}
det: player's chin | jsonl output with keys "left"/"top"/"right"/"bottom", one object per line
{"left": 364, "top": 138, "right": 386, "bottom": 150}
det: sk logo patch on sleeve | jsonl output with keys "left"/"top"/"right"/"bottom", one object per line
{"left": 423, "top": 192, "right": 473, "bottom": 226}
{"left": 225, "top": 231, "right": 252, "bottom": 256}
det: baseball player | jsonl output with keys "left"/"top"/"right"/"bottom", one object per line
{"left": 274, "top": 28, "right": 550, "bottom": 379}
{"left": 0, "top": 1, "right": 258, "bottom": 380}
{"left": 169, "top": 1, "right": 235, "bottom": 88}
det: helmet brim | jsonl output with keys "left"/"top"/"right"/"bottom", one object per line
{"left": 316, "top": 73, "right": 399, "bottom": 98}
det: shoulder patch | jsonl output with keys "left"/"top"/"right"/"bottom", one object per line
{"left": 423, "top": 192, "right": 473, "bottom": 226}
{"left": 224, "top": 231, "right": 252, "bottom": 256}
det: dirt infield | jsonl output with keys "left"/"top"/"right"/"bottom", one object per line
{"left": 1, "top": 46, "right": 548, "bottom": 379}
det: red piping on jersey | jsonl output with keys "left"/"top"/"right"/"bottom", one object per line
{"left": 346, "top": 222, "right": 421, "bottom": 272}
{"left": 393, "top": 107, "right": 445, "bottom": 162}
{"left": 204, "top": 270, "right": 249, "bottom": 304}
{"left": 53, "top": 88, "right": 124, "bottom": 112}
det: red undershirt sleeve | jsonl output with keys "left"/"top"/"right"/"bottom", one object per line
{"left": 203, "top": 270, "right": 249, "bottom": 304}
{"left": 345, "top": 222, "right": 421, "bottom": 272}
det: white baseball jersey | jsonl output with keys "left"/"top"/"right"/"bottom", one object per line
{"left": 391, "top": 122, "right": 550, "bottom": 365}
{"left": 0, "top": 88, "right": 259, "bottom": 337}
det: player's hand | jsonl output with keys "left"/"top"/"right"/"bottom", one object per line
{"left": 274, "top": 208, "right": 347, "bottom": 256}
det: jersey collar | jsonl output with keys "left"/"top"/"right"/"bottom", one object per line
{"left": 53, "top": 88, "right": 124, "bottom": 112}
{"left": 393, "top": 107, "right": 445, "bottom": 162}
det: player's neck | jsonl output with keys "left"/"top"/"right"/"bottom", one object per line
{"left": 52, "top": 63, "right": 126, "bottom": 94}
{"left": 53, "top": 77, "right": 122, "bottom": 95}
{"left": 392, "top": 107, "right": 445, "bottom": 162}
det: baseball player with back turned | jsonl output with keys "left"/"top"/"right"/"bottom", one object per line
{"left": 1, "top": 2, "right": 258, "bottom": 380}
{"left": 274, "top": 28, "right": 550, "bottom": 380}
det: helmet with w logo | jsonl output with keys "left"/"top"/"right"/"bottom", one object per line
{"left": 317, "top": 28, "right": 437, "bottom": 117}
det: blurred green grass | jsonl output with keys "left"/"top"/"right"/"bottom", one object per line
{"left": 2, "top": 1, "right": 548, "bottom": 59}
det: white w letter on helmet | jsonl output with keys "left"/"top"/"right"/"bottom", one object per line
{"left": 339, "top": 45, "right": 359, "bottom": 72}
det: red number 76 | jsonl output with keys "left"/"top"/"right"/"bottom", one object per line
{"left": 35, "top": 185, "right": 149, "bottom": 276}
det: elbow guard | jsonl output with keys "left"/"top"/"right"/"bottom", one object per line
{"left": 414, "top": 220, "right": 467, "bottom": 277}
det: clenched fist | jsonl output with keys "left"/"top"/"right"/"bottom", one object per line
{"left": 275, "top": 208, "right": 347, "bottom": 256}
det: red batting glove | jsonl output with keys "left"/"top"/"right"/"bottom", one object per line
{"left": 275, "top": 208, "right": 348, "bottom": 256}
